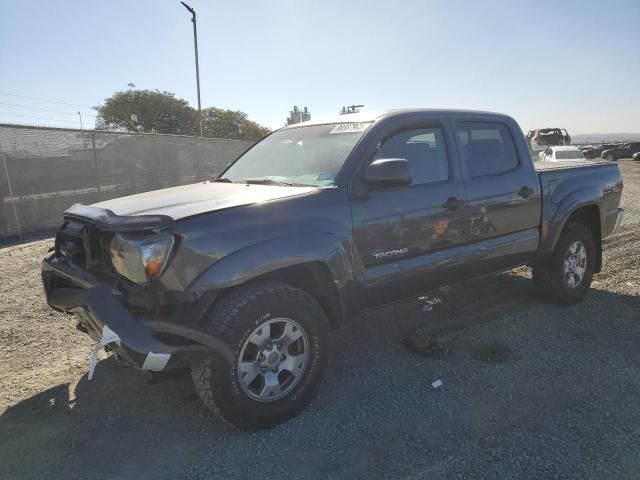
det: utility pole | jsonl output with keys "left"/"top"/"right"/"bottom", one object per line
{"left": 181, "top": 1, "right": 205, "bottom": 179}
{"left": 77, "top": 111, "right": 83, "bottom": 129}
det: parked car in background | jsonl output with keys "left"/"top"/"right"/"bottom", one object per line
{"left": 579, "top": 145, "right": 595, "bottom": 156}
{"left": 583, "top": 143, "right": 620, "bottom": 159}
{"left": 601, "top": 142, "right": 640, "bottom": 161}
{"left": 527, "top": 128, "right": 571, "bottom": 152}
{"left": 633, "top": 152, "right": 640, "bottom": 161}
{"left": 538, "top": 146, "right": 587, "bottom": 162}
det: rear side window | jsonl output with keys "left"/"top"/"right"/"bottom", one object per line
{"left": 375, "top": 127, "right": 449, "bottom": 185}
{"left": 456, "top": 122, "right": 519, "bottom": 177}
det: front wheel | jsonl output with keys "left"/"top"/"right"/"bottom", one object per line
{"left": 606, "top": 153, "right": 616, "bottom": 161}
{"left": 191, "top": 282, "right": 330, "bottom": 430}
{"left": 533, "top": 223, "right": 596, "bottom": 304}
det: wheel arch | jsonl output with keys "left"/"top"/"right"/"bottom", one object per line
{"left": 547, "top": 204, "right": 602, "bottom": 272}
{"left": 254, "top": 261, "right": 345, "bottom": 329}
{"left": 187, "top": 233, "right": 355, "bottom": 329}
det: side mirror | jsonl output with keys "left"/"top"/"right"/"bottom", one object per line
{"left": 365, "top": 158, "right": 411, "bottom": 188}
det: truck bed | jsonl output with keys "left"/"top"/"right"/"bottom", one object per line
{"left": 535, "top": 159, "right": 623, "bottom": 255}
{"left": 534, "top": 159, "right": 611, "bottom": 171}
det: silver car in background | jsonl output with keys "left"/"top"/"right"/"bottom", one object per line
{"left": 538, "top": 146, "right": 587, "bottom": 163}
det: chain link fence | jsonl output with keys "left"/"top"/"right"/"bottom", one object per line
{"left": 0, "top": 124, "right": 253, "bottom": 239}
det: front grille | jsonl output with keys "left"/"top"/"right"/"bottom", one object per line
{"left": 56, "top": 220, "right": 90, "bottom": 269}
{"left": 55, "top": 219, "right": 115, "bottom": 272}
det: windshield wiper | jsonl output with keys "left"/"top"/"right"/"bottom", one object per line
{"left": 241, "top": 178, "right": 295, "bottom": 187}
{"left": 213, "top": 177, "right": 234, "bottom": 183}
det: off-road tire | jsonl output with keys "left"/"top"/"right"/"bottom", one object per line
{"left": 191, "top": 281, "right": 330, "bottom": 430}
{"left": 532, "top": 222, "right": 596, "bottom": 304}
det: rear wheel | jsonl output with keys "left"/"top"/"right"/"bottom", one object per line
{"left": 533, "top": 223, "right": 596, "bottom": 304}
{"left": 606, "top": 153, "right": 616, "bottom": 161}
{"left": 191, "top": 281, "right": 330, "bottom": 430}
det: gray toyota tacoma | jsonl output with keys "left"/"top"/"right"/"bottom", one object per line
{"left": 42, "top": 109, "right": 624, "bottom": 430}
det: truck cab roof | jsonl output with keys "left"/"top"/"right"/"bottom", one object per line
{"left": 280, "top": 108, "right": 511, "bottom": 129}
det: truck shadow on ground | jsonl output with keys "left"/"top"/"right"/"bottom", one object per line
{"left": 2, "top": 272, "right": 640, "bottom": 479}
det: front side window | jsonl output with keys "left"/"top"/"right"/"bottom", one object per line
{"left": 223, "top": 122, "right": 372, "bottom": 187}
{"left": 456, "top": 122, "right": 519, "bottom": 177}
{"left": 375, "top": 127, "right": 449, "bottom": 185}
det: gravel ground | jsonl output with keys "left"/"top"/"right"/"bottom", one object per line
{"left": 1, "top": 160, "right": 639, "bottom": 480}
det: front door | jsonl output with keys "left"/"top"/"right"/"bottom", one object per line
{"left": 350, "top": 119, "right": 469, "bottom": 307}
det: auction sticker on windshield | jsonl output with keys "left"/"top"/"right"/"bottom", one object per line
{"left": 330, "top": 123, "right": 371, "bottom": 134}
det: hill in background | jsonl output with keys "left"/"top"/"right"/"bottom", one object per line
{"left": 572, "top": 133, "right": 640, "bottom": 144}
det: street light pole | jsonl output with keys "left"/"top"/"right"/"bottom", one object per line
{"left": 181, "top": 1, "right": 205, "bottom": 179}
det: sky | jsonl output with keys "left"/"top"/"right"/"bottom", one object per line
{"left": 1, "top": 0, "right": 639, "bottom": 134}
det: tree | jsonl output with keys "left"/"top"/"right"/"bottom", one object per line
{"left": 95, "top": 89, "right": 196, "bottom": 135}
{"left": 201, "top": 107, "right": 270, "bottom": 141}
{"left": 95, "top": 89, "right": 270, "bottom": 140}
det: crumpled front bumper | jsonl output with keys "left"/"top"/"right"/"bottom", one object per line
{"left": 42, "top": 252, "right": 233, "bottom": 373}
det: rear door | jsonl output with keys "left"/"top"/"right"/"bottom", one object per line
{"left": 449, "top": 115, "right": 541, "bottom": 275}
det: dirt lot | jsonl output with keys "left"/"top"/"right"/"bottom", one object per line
{"left": 1, "top": 160, "right": 639, "bottom": 479}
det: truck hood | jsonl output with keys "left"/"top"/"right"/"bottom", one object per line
{"left": 91, "top": 181, "right": 316, "bottom": 220}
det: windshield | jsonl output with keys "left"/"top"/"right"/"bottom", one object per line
{"left": 222, "top": 122, "right": 372, "bottom": 187}
{"left": 555, "top": 149, "right": 585, "bottom": 160}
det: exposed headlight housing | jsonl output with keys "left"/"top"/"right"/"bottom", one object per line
{"left": 109, "top": 232, "right": 174, "bottom": 283}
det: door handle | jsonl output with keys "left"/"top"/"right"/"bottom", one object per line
{"left": 442, "top": 197, "right": 465, "bottom": 210}
{"left": 518, "top": 186, "right": 534, "bottom": 199}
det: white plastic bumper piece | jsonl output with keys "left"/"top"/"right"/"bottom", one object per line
{"left": 141, "top": 352, "right": 172, "bottom": 371}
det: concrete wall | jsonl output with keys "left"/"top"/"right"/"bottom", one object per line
{"left": 0, "top": 125, "right": 253, "bottom": 239}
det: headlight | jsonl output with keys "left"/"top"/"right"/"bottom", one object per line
{"left": 109, "top": 232, "right": 174, "bottom": 283}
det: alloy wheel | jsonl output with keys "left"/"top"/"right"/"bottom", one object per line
{"left": 237, "top": 318, "right": 309, "bottom": 402}
{"left": 563, "top": 240, "right": 587, "bottom": 288}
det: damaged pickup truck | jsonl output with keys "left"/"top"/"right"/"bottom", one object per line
{"left": 42, "top": 109, "right": 624, "bottom": 430}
